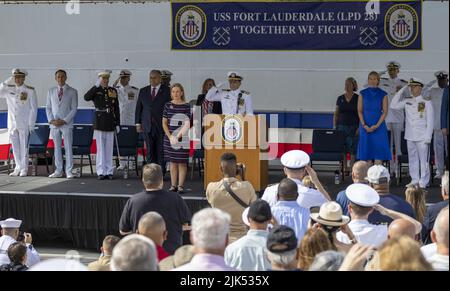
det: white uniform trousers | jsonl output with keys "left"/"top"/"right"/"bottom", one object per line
{"left": 51, "top": 127, "right": 73, "bottom": 175}
{"left": 433, "top": 129, "right": 448, "bottom": 177}
{"left": 387, "top": 122, "right": 403, "bottom": 175}
{"left": 94, "top": 130, "right": 114, "bottom": 176}
{"left": 10, "top": 129, "right": 29, "bottom": 173}
{"left": 407, "top": 140, "right": 431, "bottom": 188}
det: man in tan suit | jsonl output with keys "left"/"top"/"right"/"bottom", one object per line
{"left": 88, "top": 235, "right": 120, "bottom": 271}
{"left": 206, "top": 153, "right": 257, "bottom": 242}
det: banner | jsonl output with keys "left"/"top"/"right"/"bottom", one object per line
{"left": 171, "top": 0, "right": 422, "bottom": 50}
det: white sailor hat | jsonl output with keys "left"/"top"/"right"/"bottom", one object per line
{"left": 280, "top": 150, "right": 310, "bottom": 169}
{"left": 386, "top": 61, "right": 401, "bottom": 69}
{"left": 119, "top": 70, "right": 132, "bottom": 77}
{"left": 161, "top": 70, "right": 173, "bottom": 77}
{"left": 0, "top": 218, "right": 22, "bottom": 229}
{"left": 11, "top": 68, "right": 28, "bottom": 77}
{"left": 435, "top": 71, "right": 449, "bottom": 79}
{"left": 408, "top": 77, "right": 424, "bottom": 87}
{"left": 366, "top": 165, "right": 390, "bottom": 184}
{"left": 227, "top": 71, "right": 243, "bottom": 81}
{"left": 98, "top": 70, "right": 112, "bottom": 78}
{"left": 346, "top": 184, "right": 380, "bottom": 207}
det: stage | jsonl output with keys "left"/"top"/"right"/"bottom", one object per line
{"left": 0, "top": 166, "right": 443, "bottom": 250}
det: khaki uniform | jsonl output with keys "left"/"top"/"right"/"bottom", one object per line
{"left": 206, "top": 177, "right": 257, "bottom": 242}
{"left": 87, "top": 255, "right": 111, "bottom": 271}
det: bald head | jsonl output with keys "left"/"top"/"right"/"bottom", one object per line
{"left": 388, "top": 219, "right": 416, "bottom": 239}
{"left": 352, "top": 161, "right": 368, "bottom": 183}
{"left": 432, "top": 207, "right": 449, "bottom": 249}
{"left": 138, "top": 212, "right": 167, "bottom": 246}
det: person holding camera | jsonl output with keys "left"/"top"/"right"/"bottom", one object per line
{"left": 206, "top": 153, "right": 257, "bottom": 243}
{"left": 0, "top": 218, "right": 40, "bottom": 267}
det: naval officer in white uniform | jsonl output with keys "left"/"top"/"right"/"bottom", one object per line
{"left": 0, "top": 218, "right": 40, "bottom": 267}
{"left": 262, "top": 150, "right": 330, "bottom": 209}
{"left": 46, "top": 69, "right": 78, "bottom": 178}
{"left": 205, "top": 71, "right": 253, "bottom": 115}
{"left": 391, "top": 78, "right": 434, "bottom": 188}
{"left": 0, "top": 69, "right": 38, "bottom": 177}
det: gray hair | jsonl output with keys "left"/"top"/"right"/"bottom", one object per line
{"left": 433, "top": 207, "right": 449, "bottom": 248}
{"left": 142, "top": 164, "right": 163, "bottom": 188}
{"left": 309, "top": 250, "right": 345, "bottom": 271}
{"left": 191, "top": 208, "right": 230, "bottom": 251}
{"left": 267, "top": 249, "right": 297, "bottom": 267}
{"left": 111, "top": 234, "right": 158, "bottom": 271}
{"left": 138, "top": 212, "right": 166, "bottom": 235}
{"left": 442, "top": 171, "right": 449, "bottom": 196}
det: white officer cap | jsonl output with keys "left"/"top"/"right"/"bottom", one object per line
{"left": 0, "top": 218, "right": 22, "bottom": 229}
{"left": 280, "top": 150, "right": 310, "bottom": 169}
{"left": 435, "top": 71, "right": 449, "bottom": 79}
{"left": 386, "top": 61, "right": 401, "bottom": 69}
{"left": 98, "top": 70, "right": 112, "bottom": 78}
{"left": 11, "top": 68, "right": 28, "bottom": 77}
{"left": 346, "top": 184, "right": 380, "bottom": 207}
{"left": 161, "top": 70, "right": 173, "bottom": 77}
{"left": 408, "top": 77, "right": 424, "bottom": 87}
{"left": 119, "top": 70, "right": 132, "bottom": 77}
{"left": 366, "top": 165, "right": 390, "bottom": 184}
{"left": 227, "top": 71, "right": 243, "bottom": 81}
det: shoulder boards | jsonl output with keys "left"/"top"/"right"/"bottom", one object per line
{"left": 423, "top": 96, "right": 432, "bottom": 101}
{"left": 380, "top": 77, "right": 388, "bottom": 80}
{"left": 400, "top": 79, "right": 408, "bottom": 83}
{"left": 266, "top": 183, "right": 278, "bottom": 188}
{"left": 131, "top": 86, "right": 139, "bottom": 90}
{"left": 25, "top": 85, "right": 34, "bottom": 89}
{"left": 404, "top": 96, "right": 413, "bottom": 99}
{"left": 240, "top": 90, "right": 250, "bottom": 95}
{"left": 7, "top": 84, "right": 15, "bottom": 87}
{"left": 222, "top": 89, "right": 231, "bottom": 92}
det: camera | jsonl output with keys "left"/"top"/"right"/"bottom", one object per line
{"left": 16, "top": 231, "right": 25, "bottom": 242}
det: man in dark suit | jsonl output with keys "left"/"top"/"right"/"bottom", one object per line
{"left": 441, "top": 85, "right": 449, "bottom": 169}
{"left": 422, "top": 171, "right": 449, "bottom": 244}
{"left": 135, "top": 70, "right": 171, "bottom": 171}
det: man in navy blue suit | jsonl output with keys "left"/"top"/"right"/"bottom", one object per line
{"left": 135, "top": 70, "right": 171, "bottom": 172}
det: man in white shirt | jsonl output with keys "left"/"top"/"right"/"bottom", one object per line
{"left": 262, "top": 150, "right": 330, "bottom": 209}
{"left": 46, "top": 69, "right": 78, "bottom": 178}
{"left": 205, "top": 71, "right": 253, "bottom": 115}
{"left": 423, "top": 71, "right": 449, "bottom": 179}
{"left": 391, "top": 78, "right": 434, "bottom": 188}
{"left": 113, "top": 70, "right": 139, "bottom": 171}
{"left": 0, "top": 218, "right": 40, "bottom": 267}
{"left": 224, "top": 200, "right": 272, "bottom": 271}
{"left": 0, "top": 69, "right": 38, "bottom": 177}
{"left": 380, "top": 61, "right": 408, "bottom": 177}
{"left": 424, "top": 207, "right": 449, "bottom": 271}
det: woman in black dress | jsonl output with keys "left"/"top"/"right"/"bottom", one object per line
{"left": 334, "top": 77, "right": 359, "bottom": 173}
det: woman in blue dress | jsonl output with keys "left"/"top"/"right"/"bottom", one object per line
{"left": 357, "top": 71, "right": 392, "bottom": 164}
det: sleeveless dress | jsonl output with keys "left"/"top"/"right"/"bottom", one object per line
{"left": 357, "top": 88, "right": 392, "bottom": 161}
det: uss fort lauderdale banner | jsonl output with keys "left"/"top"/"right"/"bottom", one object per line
{"left": 171, "top": 0, "right": 422, "bottom": 50}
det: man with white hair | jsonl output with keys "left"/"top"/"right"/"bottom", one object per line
{"left": 110, "top": 234, "right": 158, "bottom": 271}
{"left": 262, "top": 150, "right": 330, "bottom": 209}
{"left": 0, "top": 69, "right": 38, "bottom": 177}
{"left": 425, "top": 207, "right": 449, "bottom": 271}
{"left": 391, "top": 78, "right": 434, "bottom": 188}
{"left": 174, "top": 208, "right": 235, "bottom": 271}
{"left": 423, "top": 171, "right": 449, "bottom": 243}
{"left": 0, "top": 218, "right": 40, "bottom": 267}
{"left": 137, "top": 211, "right": 169, "bottom": 262}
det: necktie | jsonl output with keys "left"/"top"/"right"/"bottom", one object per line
{"left": 151, "top": 87, "right": 157, "bottom": 101}
{"left": 58, "top": 87, "right": 63, "bottom": 101}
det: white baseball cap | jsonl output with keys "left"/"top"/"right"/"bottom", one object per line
{"left": 366, "top": 165, "right": 390, "bottom": 184}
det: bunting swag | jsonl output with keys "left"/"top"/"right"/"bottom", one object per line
{"left": 171, "top": 0, "right": 422, "bottom": 50}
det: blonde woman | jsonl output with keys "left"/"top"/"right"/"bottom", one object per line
{"left": 405, "top": 186, "right": 427, "bottom": 224}
{"left": 297, "top": 228, "right": 333, "bottom": 271}
{"left": 162, "top": 83, "right": 191, "bottom": 194}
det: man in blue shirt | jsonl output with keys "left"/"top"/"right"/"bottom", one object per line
{"left": 365, "top": 165, "right": 415, "bottom": 225}
{"left": 336, "top": 161, "right": 369, "bottom": 216}
{"left": 271, "top": 179, "right": 310, "bottom": 242}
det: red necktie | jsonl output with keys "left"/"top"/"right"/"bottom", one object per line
{"left": 58, "top": 87, "right": 63, "bottom": 101}
{"left": 151, "top": 87, "right": 157, "bottom": 101}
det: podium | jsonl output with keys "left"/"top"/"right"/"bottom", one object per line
{"left": 203, "top": 114, "right": 269, "bottom": 192}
